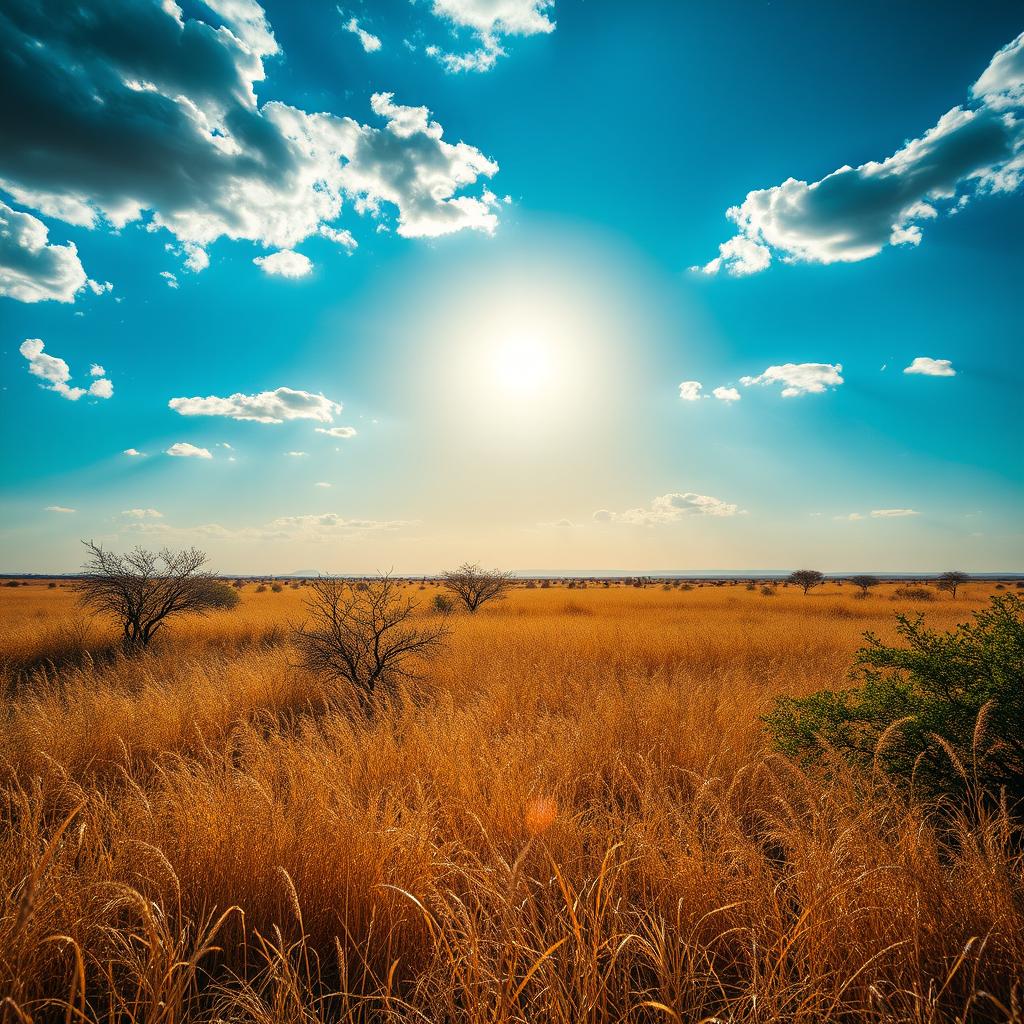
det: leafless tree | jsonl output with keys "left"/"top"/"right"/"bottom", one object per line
{"left": 788, "top": 569, "right": 824, "bottom": 595}
{"left": 849, "top": 574, "right": 881, "bottom": 596}
{"left": 292, "top": 574, "right": 448, "bottom": 709}
{"left": 76, "top": 541, "right": 224, "bottom": 651}
{"left": 937, "top": 570, "right": 969, "bottom": 599}
{"left": 442, "top": 562, "right": 515, "bottom": 613}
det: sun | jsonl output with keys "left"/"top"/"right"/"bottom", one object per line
{"left": 490, "top": 332, "right": 554, "bottom": 399}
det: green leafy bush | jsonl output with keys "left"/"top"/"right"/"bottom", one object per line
{"left": 765, "top": 595, "right": 1024, "bottom": 807}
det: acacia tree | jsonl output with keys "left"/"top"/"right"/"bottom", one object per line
{"left": 788, "top": 569, "right": 825, "bottom": 595}
{"left": 76, "top": 542, "right": 226, "bottom": 651}
{"left": 849, "top": 574, "right": 881, "bottom": 596}
{"left": 937, "top": 571, "right": 969, "bottom": 599}
{"left": 292, "top": 574, "right": 448, "bottom": 709}
{"left": 442, "top": 562, "right": 515, "bottom": 613}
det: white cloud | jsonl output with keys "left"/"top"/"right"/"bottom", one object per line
{"left": 0, "top": 3, "right": 502, "bottom": 262}
{"left": 427, "top": 0, "right": 555, "bottom": 72}
{"left": 123, "top": 448, "right": 145, "bottom": 457}
{"left": 871, "top": 508, "right": 919, "bottom": 518}
{"left": 121, "top": 508, "right": 163, "bottom": 519}
{"left": 19, "top": 338, "right": 112, "bottom": 401}
{"left": 319, "top": 224, "right": 358, "bottom": 250}
{"left": 253, "top": 249, "right": 313, "bottom": 278}
{"left": 314, "top": 425, "right": 357, "bottom": 438}
{"left": 697, "top": 31, "right": 1024, "bottom": 275}
{"left": 0, "top": 202, "right": 87, "bottom": 302}
{"left": 740, "top": 362, "right": 843, "bottom": 397}
{"left": 169, "top": 387, "right": 342, "bottom": 423}
{"left": 834, "top": 513, "right": 865, "bottom": 521}
{"left": 595, "top": 491, "right": 744, "bottom": 525}
{"left": 44, "top": 505, "right": 76, "bottom": 513}
{"left": 86, "top": 279, "right": 113, "bottom": 295}
{"left": 122, "top": 510, "right": 411, "bottom": 542}
{"left": 285, "top": 450, "right": 308, "bottom": 457}
{"left": 315, "top": 481, "right": 331, "bottom": 488}
{"left": 678, "top": 380, "right": 704, "bottom": 401}
{"left": 971, "top": 31, "right": 1024, "bottom": 110}
{"left": 904, "top": 356, "right": 956, "bottom": 377}
{"left": 160, "top": 271, "right": 179, "bottom": 289}
{"left": 712, "top": 386, "right": 741, "bottom": 402}
{"left": 89, "top": 363, "right": 106, "bottom": 377}
{"left": 166, "top": 442, "right": 213, "bottom": 458}
{"left": 343, "top": 15, "right": 381, "bottom": 53}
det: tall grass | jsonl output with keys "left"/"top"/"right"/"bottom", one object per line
{"left": 1, "top": 582, "right": 1021, "bottom": 1022}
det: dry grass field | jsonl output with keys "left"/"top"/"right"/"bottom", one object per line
{"left": 1, "top": 579, "right": 1022, "bottom": 1022}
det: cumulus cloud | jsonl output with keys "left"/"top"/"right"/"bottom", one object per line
{"left": 121, "top": 508, "right": 162, "bottom": 518}
{"left": 89, "top": 363, "right": 105, "bottom": 377}
{"left": 44, "top": 505, "right": 76, "bottom": 513}
{"left": 161, "top": 271, "right": 179, "bottom": 289}
{"left": 740, "top": 362, "right": 843, "bottom": 397}
{"left": 253, "top": 249, "right": 312, "bottom": 277}
{"left": 319, "top": 224, "right": 357, "bottom": 251}
{"left": 0, "top": 202, "right": 87, "bottom": 302}
{"left": 697, "top": 31, "right": 1024, "bottom": 275}
{"left": 871, "top": 508, "right": 919, "bottom": 518}
{"left": 595, "top": 491, "right": 744, "bottom": 525}
{"left": 0, "top": 1, "right": 502, "bottom": 271}
{"left": 713, "top": 386, "right": 741, "bottom": 402}
{"left": 971, "top": 31, "right": 1024, "bottom": 110}
{"left": 343, "top": 14, "right": 381, "bottom": 53}
{"left": 19, "top": 338, "right": 113, "bottom": 400}
{"left": 285, "top": 450, "right": 308, "bottom": 457}
{"left": 678, "top": 380, "right": 704, "bottom": 401}
{"left": 427, "top": 0, "right": 555, "bottom": 72}
{"left": 314, "top": 425, "right": 357, "bottom": 438}
{"left": 904, "top": 356, "right": 956, "bottom": 377}
{"left": 123, "top": 448, "right": 145, "bottom": 456}
{"left": 314, "top": 481, "right": 331, "bottom": 488}
{"left": 166, "top": 442, "right": 213, "bottom": 458}
{"left": 169, "top": 387, "right": 342, "bottom": 423}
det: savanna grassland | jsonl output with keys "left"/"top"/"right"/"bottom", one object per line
{"left": 1, "top": 579, "right": 1022, "bottom": 1023}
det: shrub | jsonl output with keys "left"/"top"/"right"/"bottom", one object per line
{"left": 892, "top": 586, "right": 935, "bottom": 602}
{"left": 760, "top": 586, "right": 775, "bottom": 597}
{"left": 271, "top": 583, "right": 283, "bottom": 593}
{"left": 193, "top": 580, "right": 241, "bottom": 610}
{"left": 256, "top": 584, "right": 268, "bottom": 593}
{"left": 745, "top": 582, "right": 756, "bottom": 591}
{"left": 3, "top": 580, "right": 19, "bottom": 588}
{"left": 765, "top": 595, "right": 1024, "bottom": 807}
{"left": 47, "top": 581, "right": 57, "bottom": 589}
{"left": 432, "top": 593, "right": 455, "bottom": 615}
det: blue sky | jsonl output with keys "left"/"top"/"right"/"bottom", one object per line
{"left": 1, "top": 0, "right": 1022, "bottom": 573}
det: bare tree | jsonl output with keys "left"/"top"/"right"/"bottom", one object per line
{"left": 442, "top": 562, "right": 515, "bottom": 613}
{"left": 293, "top": 575, "right": 448, "bottom": 709}
{"left": 937, "top": 571, "right": 969, "bottom": 599}
{"left": 76, "top": 542, "right": 224, "bottom": 651}
{"left": 849, "top": 574, "right": 881, "bottom": 596}
{"left": 788, "top": 569, "right": 825, "bottom": 595}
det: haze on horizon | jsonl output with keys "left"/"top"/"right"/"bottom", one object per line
{"left": 2, "top": 0, "right": 1022, "bottom": 575}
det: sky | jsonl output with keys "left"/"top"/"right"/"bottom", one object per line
{"left": 1, "top": 0, "right": 1022, "bottom": 574}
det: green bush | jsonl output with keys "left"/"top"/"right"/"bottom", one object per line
{"left": 765, "top": 595, "right": 1024, "bottom": 807}
{"left": 194, "top": 579, "right": 242, "bottom": 610}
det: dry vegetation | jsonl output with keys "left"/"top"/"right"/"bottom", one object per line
{"left": 1, "top": 579, "right": 1022, "bottom": 1022}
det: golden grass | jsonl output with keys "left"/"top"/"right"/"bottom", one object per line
{"left": 1, "top": 580, "right": 1022, "bottom": 1022}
